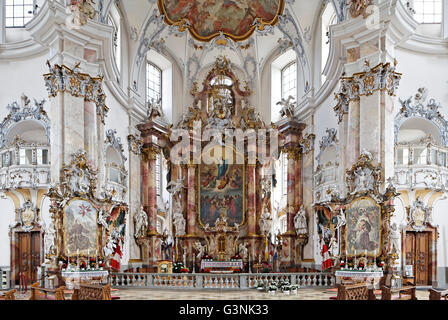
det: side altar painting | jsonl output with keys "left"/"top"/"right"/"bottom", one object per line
{"left": 64, "top": 199, "right": 98, "bottom": 255}
{"left": 346, "top": 197, "right": 381, "bottom": 255}
{"left": 199, "top": 160, "right": 245, "bottom": 226}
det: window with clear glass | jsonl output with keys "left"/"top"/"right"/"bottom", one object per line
{"left": 108, "top": 15, "right": 121, "bottom": 73}
{"left": 441, "top": 152, "right": 446, "bottom": 167}
{"left": 321, "top": 3, "right": 337, "bottom": 80}
{"left": 5, "top": 0, "right": 35, "bottom": 28}
{"left": 414, "top": 148, "right": 427, "bottom": 164}
{"left": 414, "top": 0, "right": 442, "bottom": 23}
{"left": 281, "top": 216, "right": 287, "bottom": 234}
{"left": 281, "top": 62, "right": 297, "bottom": 101}
{"left": 1, "top": 153, "right": 6, "bottom": 167}
{"left": 9, "top": 151, "right": 15, "bottom": 166}
{"left": 146, "top": 62, "right": 162, "bottom": 104}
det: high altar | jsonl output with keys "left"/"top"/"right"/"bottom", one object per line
{"left": 133, "top": 57, "right": 312, "bottom": 271}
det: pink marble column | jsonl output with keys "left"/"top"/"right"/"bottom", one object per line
{"left": 287, "top": 155, "right": 297, "bottom": 233}
{"left": 146, "top": 155, "right": 158, "bottom": 234}
{"left": 247, "top": 164, "right": 257, "bottom": 236}
{"left": 186, "top": 164, "right": 197, "bottom": 235}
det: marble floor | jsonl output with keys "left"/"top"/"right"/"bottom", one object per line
{"left": 2, "top": 287, "right": 431, "bottom": 300}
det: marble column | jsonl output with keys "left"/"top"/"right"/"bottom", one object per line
{"left": 247, "top": 164, "right": 257, "bottom": 236}
{"left": 186, "top": 164, "right": 197, "bottom": 236}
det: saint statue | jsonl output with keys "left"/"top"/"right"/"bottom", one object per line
{"left": 134, "top": 206, "right": 148, "bottom": 238}
{"left": 259, "top": 207, "right": 272, "bottom": 236}
{"left": 294, "top": 205, "right": 307, "bottom": 235}
{"left": 194, "top": 241, "right": 205, "bottom": 259}
{"left": 390, "top": 222, "right": 401, "bottom": 253}
{"left": 173, "top": 211, "right": 186, "bottom": 236}
{"left": 238, "top": 242, "right": 248, "bottom": 260}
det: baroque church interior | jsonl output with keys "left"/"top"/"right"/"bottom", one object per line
{"left": 0, "top": 0, "right": 448, "bottom": 303}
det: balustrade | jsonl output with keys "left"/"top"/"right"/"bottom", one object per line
{"left": 110, "top": 272, "right": 335, "bottom": 290}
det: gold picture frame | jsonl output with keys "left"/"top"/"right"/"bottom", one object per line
{"left": 158, "top": 260, "right": 173, "bottom": 274}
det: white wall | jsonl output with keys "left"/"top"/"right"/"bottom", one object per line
{"left": 0, "top": 197, "right": 15, "bottom": 267}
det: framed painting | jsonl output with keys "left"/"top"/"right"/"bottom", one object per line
{"left": 345, "top": 197, "right": 381, "bottom": 256}
{"left": 64, "top": 198, "right": 98, "bottom": 256}
{"left": 198, "top": 146, "right": 245, "bottom": 227}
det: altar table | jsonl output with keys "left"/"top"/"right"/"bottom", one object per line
{"left": 200, "top": 260, "right": 243, "bottom": 271}
{"left": 61, "top": 270, "right": 109, "bottom": 289}
{"left": 335, "top": 270, "right": 383, "bottom": 289}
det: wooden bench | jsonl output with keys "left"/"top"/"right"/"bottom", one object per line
{"left": 0, "top": 289, "right": 16, "bottom": 300}
{"left": 381, "top": 285, "right": 417, "bottom": 300}
{"left": 30, "top": 282, "right": 66, "bottom": 300}
{"left": 336, "top": 283, "right": 376, "bottom": 300}
{"left": 72, "top": 284, "right": 113, "bottom": 300}
{"left": 429, "top": 288, "right": 448, "bottom": 300}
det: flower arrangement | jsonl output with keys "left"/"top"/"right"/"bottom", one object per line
{"left": 256, "top": 280, "right": 265, "bottom": 290}
{"left": 261, "top": 262, "right": 273, "bottom": 273}
{"left": 173, "top": 262, "right": 189, "bottom": 273}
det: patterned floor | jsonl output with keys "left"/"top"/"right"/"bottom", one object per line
{"left": 1, "top": 287, "right": 431, "bottom": 300}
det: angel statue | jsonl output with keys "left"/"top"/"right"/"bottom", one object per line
{"left": 147, "top": 95, "right": 163, "bottom": 120}
{"left": 276, "top": 95, "right": 296, "bottom": 119}
{"left": 134, "top": 206, "right": 148, "bottom": 238}
{"left": 294, "top": 205, "right": 307, "bottom": 235}
{"left": 194, "top": 241, "right": 206, "bottom": 259}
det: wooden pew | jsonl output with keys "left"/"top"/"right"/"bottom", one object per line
{"left": 72, "top": 284, "right": 112, "bottom": 300}
{"left": 381, "top": 285, "right": 417, "bottom": 300}
{"left": 428, "top": 288, "right": 448, "bottom": 300}
{"left": 336, "top": 283, "right": 377, "bottom": 300}
{"left": 29, "top": 282, "right": 66, "bottom": 300}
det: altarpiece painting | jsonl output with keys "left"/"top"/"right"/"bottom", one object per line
{"left": 199, "top": 147, "right": 245, "bottom": 226}
{"left": 64, "top": 199, "right": 98, "bottom": 256}
{"left": 345, "top": 197, "right": 381, "bottom": 255}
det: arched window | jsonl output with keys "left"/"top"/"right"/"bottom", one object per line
{"left": 413, "top": 0, "right": 442, "bottom": 23}
{"left": 281, "top": 61, "right": 297, "bottom": 101}
{"left": 108, "top": 4, "right": 121, "bottom": 74}
{"left": 146, "top": 61, "right": 162, "bottom": 104}
{"left": 5, "top": 0, "right": 35, "bottom": 28}
{"left": 321, "top": 3, "right": 337, "bottom": 82}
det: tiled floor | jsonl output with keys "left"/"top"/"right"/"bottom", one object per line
{"left": 1, "top": 287, "right": 431, "bottom": 300}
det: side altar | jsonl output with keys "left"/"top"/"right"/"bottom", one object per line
{"left": 44, "top": 150, "right": 128, "bottom": 286}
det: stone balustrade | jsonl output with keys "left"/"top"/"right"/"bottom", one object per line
{"left": 110, "top": 272, "right": 335, "bottom": 290}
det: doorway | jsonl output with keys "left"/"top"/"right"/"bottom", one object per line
{"left": 405, "top": 231, "right": 431, "bottom": 286}
{"left": 15, "top": 232, "right": 41, "bottom": 284}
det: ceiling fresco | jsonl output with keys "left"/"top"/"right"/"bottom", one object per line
{"left": 157, "top": 0, "right": 285, "bottom": 42}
